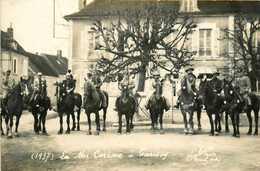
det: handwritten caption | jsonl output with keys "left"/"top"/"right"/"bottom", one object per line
{"left": 31, "top": 149, "right": 169, "bottom": 163}
{"left": 186, "top": 146, "right": 221, "bottom": 165}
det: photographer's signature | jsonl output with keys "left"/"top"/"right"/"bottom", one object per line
{"left": 186, "top": 146, "right": 221, "bottom": 165}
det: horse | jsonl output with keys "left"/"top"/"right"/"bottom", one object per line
{"left": 1, "top": 77, "right": 29, "bottom": 139}
{"left": 148, "top": 82, "right": 166, "bottom": 134}
{"left": 55, "top": 82, "right": 82, "bottom": 134}
{"left": 116, "top": 84, "right": 135, "bottom": 134}
{"left": 29, "top": 92, "right": 51, "bottom": 135}
{"left": 198, "top": 79, "right": 223, "bottom": 136}
{"left": 83, "top": 81, "right": 108, "bottom": 135}
{"left": 223, "top": 79, "right": 259, "bottom": 137}
{"left": 179, "top": 76, "right": 198, "bottom": 135}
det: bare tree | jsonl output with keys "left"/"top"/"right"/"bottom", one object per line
{"left": 222, "top": 16, "right": 260, "bottom": 91}
{"left": 91, "top": 3, "right": 197, "bottom": 91}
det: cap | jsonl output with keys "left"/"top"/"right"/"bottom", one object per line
{"left": 37, "top": 72, "right": 42, "bottom": 76}
{"left": 185, "top": 67, "right": 194, "bottom": 72}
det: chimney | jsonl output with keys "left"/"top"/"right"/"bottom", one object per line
{"left": 7, "top": 23, "right": 14, "bottom": 39}
{"left": 57, "top": 50, "right": 62, "bottom": 58}
{"left": 78, "top": 0, "right": 94, "bottom": 10}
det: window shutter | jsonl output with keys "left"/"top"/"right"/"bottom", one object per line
{"left": 192, "top": 29, "right": 198, "bottom": 55}
{"left": 213, "top": 28, "right": 220, "bottom": 57}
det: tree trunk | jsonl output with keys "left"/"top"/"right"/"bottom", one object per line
{"left": 137, "top": 70, "right": 146, "bottom": 92}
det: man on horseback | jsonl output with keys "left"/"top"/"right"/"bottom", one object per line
{"left": 28, "top": 72, "right": 47, "bottom": 111}
{"left": 174, "top": 67, "right": 198, "bottom": 109}
{"left": 144, "top": 70, "right": 171, "bottom": 111}
{"left": 2, "top": 70, "right": 15, "bottom": 112}
{"left": 114, "top": 68, "right": 137, "bottom": 112}
{"left": 91, "top": 67, "right": 107, "bottom": 108}
{"left": 209, "top": 71, "right": 222, "bottom": 96}
{"left": 233, "top": 69, "right": 251, "bottom": 111}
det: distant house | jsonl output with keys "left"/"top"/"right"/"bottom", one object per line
{"left": 1, "top": 28, "right": 29, "bottom": 98}
{"left": 1, "top": 27, "right": 68, "bottom": 104}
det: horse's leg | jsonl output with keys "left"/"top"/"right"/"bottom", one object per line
{"left": 95, "top": 111, "right": 100, "bottom": 135}
{"left": 214, "top": 114, "right": 219, "bottom": 135}
{"left": 218, "top": 112, "right": 222, "bottom": 133}
{"left": 159, "top": 112, "right": 164, "bottom": 134}
{"left": 230, "top": 114, "right": 236, "bottom": 137}
{"left": 208, "top": 114, "right": 214, "bottom": 136}
{"left": 253, "top": 108, "right": 258, "bottom": 135}
{"left": 5, "top": 115, "right": 9, "bottom": 136}
{"left": 150, "top": 111, "right": 156, "bottom": 134}
{"left": 71, "top": 111, "right": 76, "bottom": 131}
{"left": 225, "top": 111, "right": 230, "bottom": 133}
{"left": 117, "top": 113, "right": 122, "bottom": 134}
{"left": 130, "top": 112, "right": 134, "bottom": 131}
{"left": 102, "top": 108, "right": 107, "bottom": 131}
{"left": 188, "top": 111, "right": 194, "bottom": 135}
{"left": 1, "top": 115, "right": 4, "bottom": 135}
{"left": 65, "top": 112, "right": 71, "bottom": 134}
{"left": 155, "top": 112, "right": 159, "bottom": 130}
{"left": 38, "top": 115, "right": 42, "bottom": 131}
{"left": 77, "top": 108, "right": 81, "bottom": 131}
{"left": 86, "top": 113, "right": 92, "bottom": 135}
{"left": 197, "top": 108, "right": 202, "bottom": 130}
{"left": 33, "top": 114, "right": 39, "bottom": 135}
{"left": 7, "top": 115, "right": 14, "bottom": 139}
{"left": 42, "top": 112, "right": 47, "bottom": 135}
{"left": 57, "top": 113, "right": 63, "bottom": 134}
{"left": 246, "top": 109, "right": 253, "bottom": 135}
{"left": 236, "top": 113, "right": 240, "bottom": 138}
{"left": 182, "top": 112, "right": 188, "bottom": 134}
{"left": 126, "top": 113, "right": 130, "bottom": 134}
{"left": 14, "top": 115, "right": 21, "bottom": 137}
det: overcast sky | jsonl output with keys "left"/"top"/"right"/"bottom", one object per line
{"left": 1, "top": 0, "right": 78, "bottom": 57}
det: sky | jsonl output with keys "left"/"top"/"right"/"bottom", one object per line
{"left": 1, "top": 0, "right": 78, "bottom": 57}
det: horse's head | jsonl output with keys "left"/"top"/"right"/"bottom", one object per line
{"left": 198, "top": 78, "right": 208, "bottom": 99}
{"left": 84, "top": 81, "right": 95, "bottom": 97}
{"left": 223, "top": 79, "right": 236, "bottom": 99}
{"left": 54, "top": 82, "right": 65, "bottom": 102}
{"left": 19, "top": 77, "right": 30, "bottom": 97}
{"left": 154, "top": 82, "right": 162, "bottom": 100}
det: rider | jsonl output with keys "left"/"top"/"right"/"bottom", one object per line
{"left": 144, "top": 70, "right": 171, "bottom": 111}
{"left": 233, "top": 69, "right": 251, "bottom": 111}
{"left": 91, "top": 66, "right": 107, "bottom": 108}
{"left": 209, "top": 71, "right": 222, "bottom": 96}
{"left": 28, "top": 72, "right": 47, "bottom": 111}
{"left": 174, "top": 67, "right": 198, "bottom": 109}
{"left": 2, "top": 70, "right": 15, "bottom": 111}
{"left": 114, "top": 68, "right": 137, "bottom": 112}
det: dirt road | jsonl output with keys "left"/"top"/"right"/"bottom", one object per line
{"left": 1, "top": 109, "right": 260, "bottom": 170}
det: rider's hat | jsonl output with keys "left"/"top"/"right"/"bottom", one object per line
{"left": 66, "top": 69, "right": 72, "bottom": 76}
{"left": 6, "top": 70, "right": 11, "bottom": 73}
{"left": 37, "top": 72, "right": 42, "bottom": 76}
{"left": 185, "top": 67, "right": 194, "bottom": 72}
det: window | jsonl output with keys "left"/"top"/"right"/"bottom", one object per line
{"left": 88, "top": 31, "right": 100, "bottom": 56}
{"left": 199, "top": 29, "right": 212, "bottom": 56}
{"left": 12, "top": 57, "right": 18, "bottom": 74}
{"left": 180, "top": 0, "right": 200, "bottom": 12}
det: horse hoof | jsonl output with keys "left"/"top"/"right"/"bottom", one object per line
{"left": 102, "top": 128, "right": 106, "bottom": 132}
{"left": 183, "top": 129, "right": 188, "bottom": 134}
{"left": 42, "top": 132, "right": 48, "bottom": 135}
{"left": 1, "top": 132, "right": 4, "bottom": 136}
{"left": 151, "top": 131, "right": 156, "bottom": 134}
{"left": 126, "top": 132, "right": 130, "bottom": 135}
{"left": 7, "top": 135, "right": 12, "bottom": 139}
{"left": 198, "top": 127, "right": 202, "bottom": 130}
{"left": 95, "top": 132, "right": 100, "bottom": 136}
{"left": 247, "top": 132, "right": 252, "bottom": 135}
{"left": 232, "top": 134, "right": 236, "bottom": 137}
{"left": 160, "top": 131, "right": 165, "bottom": 134}
{"left": 117, "top": 132, "right": 122, "bottom": 135}
{"left": 71, "top": 128, "right": 76, "bottom": 131}
{"left": 254, "top": 132, "right": 258, "bottom": 136}
{"left": 155, "top": 127, "right": 159, "bottom": 131}
{"left": 225, "top": 130, "right": 230, "bottom": 133}
{"left": 57, "top": 131, "right": 63, "bottom": 135}
{"left": 65, "top": 130, "right": 70, "bottom": 134}
{"left": 214, "top": 132, "right": 219, "bottom": 136}
{"left": 77, "top": 128, "right": 80, "bottom": 131}
{"left": 14, "top": 133, "right": 20, "bottom": 137}
{"left": 35, "top": 132, "right": 40, "bottom": 135}
{"left": 87, "top": 132, "right": 92, "bottom": 135}
{"left": 236, "top": 135, "right": 240, "bottom": 138}
{"left": 209, "top": 133, "right": 214, "bottom": 136}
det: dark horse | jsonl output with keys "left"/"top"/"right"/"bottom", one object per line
{"left": 84, "top": 81, "right": 108, "bottom": 135}
{"left": 179, "top": 76, "right": 198, "bottom": 135}
{"left": 1, "top": 78, "right": 29, "bottom": 139}
{"left": 148, "top": 82, "right": 166, "bottom": 134}
{"left": 29, "top": 92, "right": 51, "bottom": 135}
{"left": 223, "top": 79, "right": 259, "bottom": 137}
{"left": 55, "top": 82, "right": 82, "bottom": 134}
{"left": 116, "top": 84, "right": 135, "bottom": 134}
{"left": 198, "top": 79, "right": 223, "bottom": 136}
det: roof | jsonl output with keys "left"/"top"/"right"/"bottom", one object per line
{"left": 1, "top": 31, "right": 26, "bottom": 53}
{"left": 42, "top": 53, "right": 68, "bottom": 75}
{"left": 24, "top": 52, "right": 59, "bottom": 77}
{"left": 64, "top": 0, "right": 260, "bottom": 20}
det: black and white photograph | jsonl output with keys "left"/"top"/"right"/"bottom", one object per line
{"left": 1, "top": 0, "right": 260, "bottom": 170}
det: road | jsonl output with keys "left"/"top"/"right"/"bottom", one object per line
{"left": 1, "top": 108, "right": 260, "bottom": 171}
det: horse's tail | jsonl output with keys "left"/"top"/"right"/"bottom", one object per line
{"left": 103, "top": 90, "right": 109, "bottom": 106}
